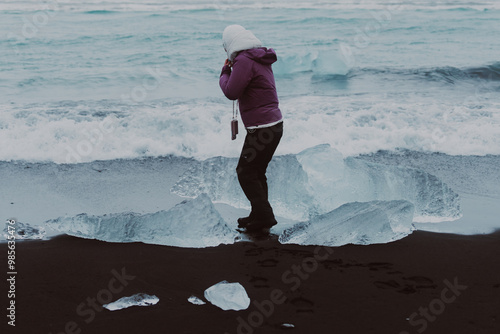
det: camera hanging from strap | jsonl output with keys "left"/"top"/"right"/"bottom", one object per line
{"left": 231, "top": 100, "right": 239, "bottom": 140}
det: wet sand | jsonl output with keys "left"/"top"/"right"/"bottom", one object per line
{"left": 4, "top": 230, "right": 500, "bottom": 334}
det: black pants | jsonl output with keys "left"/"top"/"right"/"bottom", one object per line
{"left": 236, "top": 122, "right": 283, "bottom": 220}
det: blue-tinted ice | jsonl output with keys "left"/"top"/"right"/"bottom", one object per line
{"left": 3, "top": 221, "right": 46, "bottom": 240}
{"left": 279, "top": 200, "right": 415, "bottom": 246}
{"left": 204, "top": 281, "right": 250, "bottom": 311}
{"left": 42, "top": 145, "right": 463, "bottom": 247}
{"left": 103, "top": 293, "right": 159, "bottom": 311}
{"left": 172, "top": 144, "right": 461, "bottom": 222}
{"left": 45, "top": 194, "right": 236, "bottom": 248}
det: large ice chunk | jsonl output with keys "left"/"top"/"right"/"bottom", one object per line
{"left": 3, "top": 221, "right": 46, "bottom": 240}
{"left": 279, "top": 200, "right": 415, "bottom": 246}
{"left": 273, "top": 50, "right": 349, "bottom": 76}
{"left": 204, "top": 281, "right": 250, "bottom": 311}
{"left": 45, "top": 194, "right": 237, "bottom": 248}
{"left": 298, "top": 145, "right": 461, "bottom": 222}
{"left": 171, "top": 154, "right": 314, "bottom": 219}
{"left": 172, "top": 144, "right": 461, "bottom": 222}
{"left": 103, "top": 293, "right": 159, "bottom": 311}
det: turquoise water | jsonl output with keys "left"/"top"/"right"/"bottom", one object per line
{"left": 1, "top": 0, "right": 499, "bottom": 162}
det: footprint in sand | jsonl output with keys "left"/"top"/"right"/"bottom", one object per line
{"left": 387, "top": 270, "right": 403, "bottom": 275}
{"left": 321, "top": 260, "right": 394, "bottom": 271}
{"left": 374, "top": 280, "right": 401, "bottom": 289}
{"left": 249, "top": 276, "right": 270, "bottom": 288}
{"left": 257, "top": 258, "right": 279, "bottom": 268}
{"left": 398, "top": 285, "right": 418, "bottom": 294}
{"left": 289, "top": 296, "right": 314, "bottom": 313}
{"left": 366, "top": 262, "right": 393, "bottom": 271}
{"left": 319, "top": 259, "right": 343, "bottom": 269}
{"left": 374, "top": 280, "right": 416, "bottom": 294}
{"left": 403, "top": 276, "right": 437, "bottom": 289}
{"left": 374, "top": 276, "right": 436, "bottom": 294}
{"left": 245, "top": 247, "right": 263, "bottom": 256}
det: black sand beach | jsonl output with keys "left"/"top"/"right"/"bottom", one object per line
{"left": 3, "top": 230, "right": 500, "bottom": 334}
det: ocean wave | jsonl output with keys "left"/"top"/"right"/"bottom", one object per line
{"left": 348, "top": 63, "right": 500, "bottom": 83}
{"left": 1, "top": 93, "right": 499, "bottom": 163}
{"left": 83, "top": 10, "right": 117, "bottom": 14}
{"left": 274, "top": 50, "right": 500, "bottom": 84}
{"left": 1, "top": 0, "right": 499, "bottom": 12}
{"left": 2, "top": 1, "right": 499, "bottom": 163}
{"left": 415, "top": 64, "right": 500, "bottom": 82}
{"left": 466, "top": 62, "right": 500, "bottom": 80}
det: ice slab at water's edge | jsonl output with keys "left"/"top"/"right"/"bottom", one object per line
{"left": 3, "top": 221, "right": 46, "bottom": 240}
{"left": 279, "top": 200, "right": 415, "bottom": 247}
{"left": 43, "top": 194, "right": 418, "bottom": 247}
{"left": 45, "top": 194, "right": 237, "bottom": 248}
{"left": 172, "top": 144, "right": 461, "bottom": 223}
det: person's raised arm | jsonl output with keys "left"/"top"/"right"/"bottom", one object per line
{"left": 219, "top": 56, "right": 253, "bottom": 100}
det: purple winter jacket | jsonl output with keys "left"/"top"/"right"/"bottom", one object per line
{"left": 219, "top": 47, "right": 282, "bottom": 128}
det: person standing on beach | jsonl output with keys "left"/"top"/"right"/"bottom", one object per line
{"left": 219, "top": 25, "right": 283, "bottom": 233}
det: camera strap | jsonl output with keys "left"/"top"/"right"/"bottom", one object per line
{"left": 233, "top": 100, "right": 238, "bottom": 120}
{"left": 231, "top": 100, "right": 239, "bottom": 140}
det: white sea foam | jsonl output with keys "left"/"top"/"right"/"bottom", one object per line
{"left": 1, "top": 93, "right": 498, "bottom": 163}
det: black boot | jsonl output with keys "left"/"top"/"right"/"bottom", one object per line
{"left": 237, "top": 215, "right": 253, "bottom": 228}
{"left": 244, "top": 214, "right": 277, "bottom": 233}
